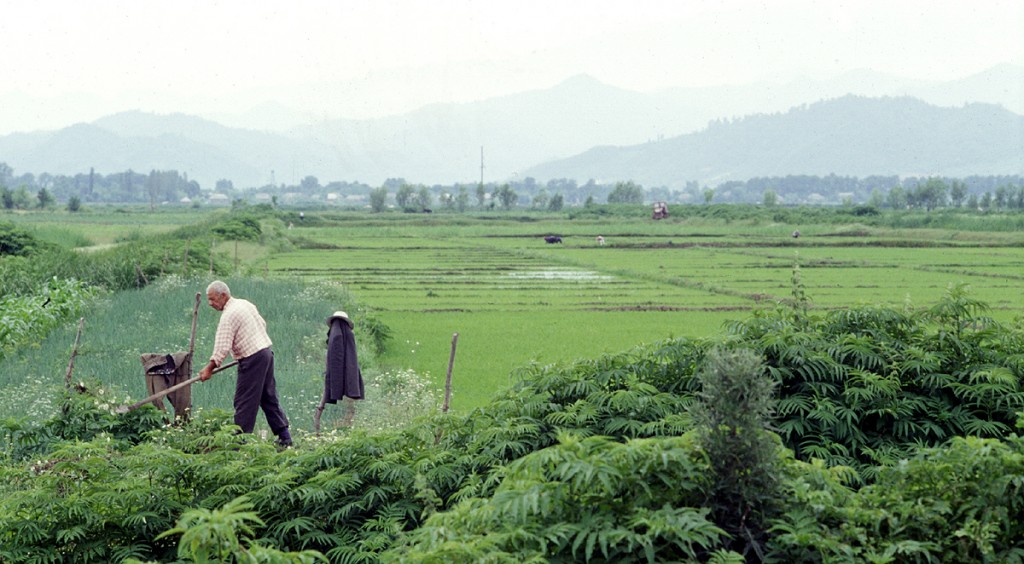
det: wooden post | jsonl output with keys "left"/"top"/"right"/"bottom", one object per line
{"left": 64, "top": 317, "right": 85, "bottom": 388}
{"left": 134, "top": 263, "right": 149, "bottom": 287}
{"left": 443, "top": 333, "right": 458, "bottom": 413}
{"left": 182, "top": 239, "right": 191, "bottom": 275}
{"left": 209, "top": 239, "right": 215, "bottom": 274}
{"left": 188, "top": 292, "right": 201, "bottom": 357}
{"left": 313, "top": 391, "right": 327, "bottom": 435}
{"left": 182, "top": 292, "right": 202, "bottom": 421}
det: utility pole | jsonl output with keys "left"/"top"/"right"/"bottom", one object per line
{"left": 480, "top": 146, "right": 484, "bottom": 187}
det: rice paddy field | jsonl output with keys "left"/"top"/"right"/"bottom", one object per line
{"left": 5, "top": 207, "right": 1024, "bottom": 416}
{"left": 267, "top": 213, "right": 1024, "bottom": 410}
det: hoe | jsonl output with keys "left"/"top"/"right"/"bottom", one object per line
{"left": 115, "top": 360, "right": 238, "bottom": 414}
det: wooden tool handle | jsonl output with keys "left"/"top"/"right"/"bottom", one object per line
{"left": 117, "top": 360, "right": 239, "bottom": 414}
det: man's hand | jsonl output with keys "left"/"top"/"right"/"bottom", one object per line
{"left": 199, "top": 363, "right": 215, "bottom": 381}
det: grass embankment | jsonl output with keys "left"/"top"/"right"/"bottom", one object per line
{"left": 0, "top": 209, "right": 427, "bottom": 431}
{"left": 0, "top": 276, "right": 434, "bottom": 434}
{"left": 2, "top": 206, "right": 209, "bottom": 246}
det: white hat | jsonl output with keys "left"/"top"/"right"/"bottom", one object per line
{"left": 327, "top": 311, "right": 353, "bottom": 327}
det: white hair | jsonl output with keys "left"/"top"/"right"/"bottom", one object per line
{"left": 207, "top": 280, "right": 231, "bottom": 296}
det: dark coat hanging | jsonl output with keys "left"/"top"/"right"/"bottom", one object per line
{"left": 325, "top": 318, "right": 364, "bottom": 403}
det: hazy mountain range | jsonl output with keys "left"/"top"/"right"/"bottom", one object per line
{"left": 525, "top": 96, "right": 1024, "bottom": 189}
{"left": 0, "top": 64, "right": 1021, "bottom": 189}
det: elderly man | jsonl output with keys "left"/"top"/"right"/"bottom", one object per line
{"left": 199, "top": 280, "right": 292, "bottom": 447}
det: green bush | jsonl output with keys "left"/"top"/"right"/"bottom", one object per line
{"left": 691, "top": 348, "right": 783, "bottom": 559}
{"left": 770, "top": 434, "right": 1024, "bottom": 562}
{"left": 0, "top": 221, "right": 53, "bottom": 256}
{"left": 386, "top": 433, "right": 735, "bottom": 562}
{"left": 212, "top": 214, "right": 263, "bottom": 241}
{"left": 3, "top": 288, "right": 1024, "bottom": 561}
{"left": 729, "top": 285, "right": 1024, "bottom": 481}
{"left": 0, "top": 277, "right": 96, "bottom": 358}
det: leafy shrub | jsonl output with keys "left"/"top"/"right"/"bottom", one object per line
{"left": 155, "top": 496, "right": 327, "bottom": 562}
{"left": 0, "top": 221, "right": 52, "bottom": 256}
{"left": 4, "top": 288, "right": 1024, "bottom": 562}
{"left": 386, "top": 433, "right": 737, "bottom": 562}
{"left": 360, "top": 313, "right": 393, "bottom": 355}
{"left": 729, "top": 285, "right": 1024, "bottom": 480}
{"left": 0, "top": 277, "right": 97, "bottom": 357}
{"left": 770, "top": 434, "right": 1024, "bottom": 562}
{"left": 691, "top": 348, "right": 783, "bottom": 560}
{"left": 212, "top": 214, "right": 263, "bottom": 241}
{"left": 0, "top": 379, "right": 166, "bottom": 463}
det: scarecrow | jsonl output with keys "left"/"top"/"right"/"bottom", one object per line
{"left": 314, "top": 311, "right": 365, "bottom": 431}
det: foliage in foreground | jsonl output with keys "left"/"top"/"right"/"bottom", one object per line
{"left": 2, "top": 290, "right": 1024, "bottom": 562}
{"left": 771, "top": 433, "right": 1024, "bottom": 562}
{"left": 385, "top": 433, "right": 735, "bottom": 563}
{"left": 0, "top": 277, "right": 96, "bottom": 359}
{"left": 732, "top": 283, "right": 1024, "bottom": 480}
{"left": 692, "top": 348, "right": 782, "bottom": 559}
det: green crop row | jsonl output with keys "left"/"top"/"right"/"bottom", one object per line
{"left": 253, "top": 221, "right": 1024, "bottom": 411}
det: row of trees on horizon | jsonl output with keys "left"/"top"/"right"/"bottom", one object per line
{"left": 1, "top": 161, "right": 1022, "bottom": 211}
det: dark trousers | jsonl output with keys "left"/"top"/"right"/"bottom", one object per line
{"left": 234, "top": 347, "right": 289, "bottom": 436}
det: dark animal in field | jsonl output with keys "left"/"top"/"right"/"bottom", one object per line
{"left": 544, "top": 236, "right": 563, "bottom": 244}
{"left": 792, "top": 230, "right": 801, "bottom": 238}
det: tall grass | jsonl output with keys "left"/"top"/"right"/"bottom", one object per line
{"left": 0, "top": 276, "right": 433, "bottom": 434}
{"left": 21, "top": 225, "right": 95, "bottom": 248}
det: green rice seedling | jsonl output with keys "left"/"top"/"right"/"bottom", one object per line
{"left": 262, "top": 214, "right": 1024, "bottom": 410}
{"left": 377, "top": 309, "right": 734, "bottom": 410}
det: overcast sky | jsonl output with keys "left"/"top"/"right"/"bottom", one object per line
{"left": 1, "top": 0, "right": 1021, "bottom": 134}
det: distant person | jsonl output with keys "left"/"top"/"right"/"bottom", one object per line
{"left": 299, "top": 212, "right": 305, "bottom": 221}
{"left": 596, "top": 235, "right": 605, "bottom": 246}
{"left": 199, "top": 280, "right": 292, "bottom": 447}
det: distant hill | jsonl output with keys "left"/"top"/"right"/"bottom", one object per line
{"left": 523, "top": 96, "right": 1024, "bottom": 189}
{"left": 0, "top": 76, "right": 689, "bottom": 188}
{"left": 0, "top": 64, "right": 1021, "bottom": 189}
{"left": 291, "top": 74, "right": 694, "bottom": 185}
{"left": 0, "top": 112, "right": 351, "bottom": 188}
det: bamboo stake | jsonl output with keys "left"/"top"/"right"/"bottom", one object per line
{"left": 434, "top": 332, "right": 459, "bottom": 445}
{"left": 64, "top": 317, "right": 85, "bottom": 388}
{"left": 188, "top": 292, "right": 200, "bottom": 358}
{"left": 313, "top": 389, "right": 327, "bottom": 434}
{"left": 443, "top": 332, "right": 458, "bottom": 413}
{"left": 134, "top": 263, "right": 149, "bottom": 287}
